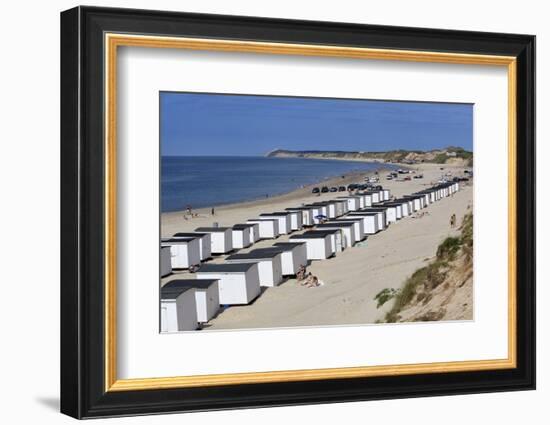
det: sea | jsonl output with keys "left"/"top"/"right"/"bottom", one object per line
{"left": 161, "top": 156, "right": 391, "bottom": 213}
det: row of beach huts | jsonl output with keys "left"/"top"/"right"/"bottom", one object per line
{"left": 160, "top": 181, "right": 460, "bottom": 332}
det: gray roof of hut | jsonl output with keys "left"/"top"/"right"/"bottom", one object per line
{"left": 227, "top": 251, "right": 281, "bottom": 260}
{"left": 161, "top": 279, "right": 218, "bottom": 299}
{"left": 160, "top": 282, "right": 195, "bottom": 299}
{"left": 318, "top": 222, "right": 354, "bottom": 228}
{"left": 273, "top": 242, "right": 307, "bottom": 248}
{"left": 259, "top": 212, "right": 290, "bottom": 216}
{"left": 233, "top": 223, "right": 255, "bottom": 230}
{"left": 197, "top": 263, "right": 257, "bottom": 273}
{"left": 161, "top": 237, "right": 196, "bottom": 244}
{"left": 195, "top": 227, "right": 231, "bottom": 232}
{"left": 290, "top": 230, "right": 339, "bottom": 239}
{"left": 173, "top": 232, "right": 208, "bottom": 237}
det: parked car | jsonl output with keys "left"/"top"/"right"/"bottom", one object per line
{"left": 374, "top": 185, "right": 383, "bottom": 191}
{"left": 386, "top": 175, "right": 393, "bottom": 180}
{"left": 338, "top": 186, "right": 347, "bottom": 192}
{"left": 330, "top": 187, "right": 338, "bottom": 192}
{"left": 347, "top": 184, "right": 358, "bottom": 190}
{"left": 312, "top": 187, "right": 320, "bottom": 194}
{"left": 321, "top": 186, "right": 329, "bottom": 193}
{"left": 404, "top": 176, "right": 411, "bottom": 181}
{"left": 413, "top": 174, "right": 423, "bottom": 179}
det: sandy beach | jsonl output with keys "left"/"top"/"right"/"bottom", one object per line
{"left": 161, "top": 162, "right": 473, "bottom": 330}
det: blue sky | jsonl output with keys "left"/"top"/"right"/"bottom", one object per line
{"left": 160, "top": 92, "right": 473, "bottom": 156}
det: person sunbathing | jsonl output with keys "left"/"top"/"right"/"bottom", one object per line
{"left": 307, "top": 276, "right": 320, "bottom": 288}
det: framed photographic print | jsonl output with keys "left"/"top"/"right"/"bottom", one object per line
{"left": 60, "top": 6, "right": 535, "bottom": 419}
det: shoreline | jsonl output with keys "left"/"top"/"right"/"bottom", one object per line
{"left": 161, "top": 164, "right": 400, "bottom": 219}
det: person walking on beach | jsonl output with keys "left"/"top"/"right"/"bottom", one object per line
{"left": 450, "top": 213, "right": 456, "bottom": 228}
{"left": 211, "top": 207, "right": 215, "bottom": 216}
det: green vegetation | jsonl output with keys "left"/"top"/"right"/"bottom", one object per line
{"left": 433, "top": 153, "right": 449, "bottom": 164}
{"left": 381, "top": 213, "right": 473, "bottom": 323}
{"left": 436, "top": 237, "right": 461, "bottom": 260}
{"left": 374, "top": 288, "right": 399, "bottom": 308}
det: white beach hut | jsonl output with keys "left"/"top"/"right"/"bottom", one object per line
{"left": 226, "top": 251, "right": 283, "bottom": 287}
{"left": 317, "top": 221, "right": 356, "bottom": 247}
{"left": 272, "top": 242, "right": 308, "bottom": 275}
{"left": 251, "top": 245, "right": 307, "bottom": 277}
{"left": 341, "top": 212, "right": 379, "bottom": 234}
{"left": 162, "top": 279, "right": 220, "bottom": 324}
{"left": 383, "top": 189, "right": 391, "bottom": 201}
{"left": 196, "top": 263, "right": 261, "bottom": 305}
{"left": 334, "top": 217, "right": 366, "bottom": 241}
{"left": 194, "top": 227, "right": 233, "bottom": 254}
{"left": 246, "top": 218, "right": 279, "bottom": 239}
{"left": 290, "top": 231, "right": 335, "bottom": 260}
{"left": 368, "top": 191, "right": 381, "bottom": 204}
{"left": 173, "top": 232, "right": 212, "bottom": 261}
{"left": 259, "top": 212, "right": 292, "bottom": 235}
{"left": 284, "top": 210, "right": 303, "bottom": 231}
{"left": 362, "top": 193, "right": 373, "bottom": 207}
{"left": 305, "top": 204, "right": 328, "bottom": 223}
{"left": 160, "top": 285, "right": 198, "bottom": 332}
{"left": 231, "top": 224, "right": 253, "bottom": 249}
{"left": 285, "top": 207, "right": 314, "bottom": 227}
{"left": 161, "top": 237, "right": 201, "bottom": 269}
{"left": 160, "top": 246, "right": 172, "bottom": 277}
{"left": 352, "top": 208, "right": 387, "bottom": 229}
{"left": 338, "top": 196, "right": 360, "bottom": 211}
{"left": 333, "top": 200, "right": 346, "bottom": 217}
{"left": 384, "top": 201, "right": 405, "bottom": 218}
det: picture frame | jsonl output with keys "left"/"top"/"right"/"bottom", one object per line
{"left": 60, "top": 5, "right": 535, "bottom": 419}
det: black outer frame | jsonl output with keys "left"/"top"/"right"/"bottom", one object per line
{"left": 60, "top": 6, "right": 535, "bottom": 419}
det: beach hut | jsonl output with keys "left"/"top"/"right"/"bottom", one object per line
{"left": 196, "top": 263, "right": 261, "bottom": 305}
{"left": 285, "top": 207, "right": 314, "bottom": 227}
{"left": 338, "top": 196, "right": 361, "bottom": 211}
{"left": 284, "top": 210, "right": 303, "bottom": 231}
{"left": 323, "top": 201, "right": 337, "bottom": 218}
{"left": 259, "top": 212, "right": 292, "bottom": 235}
{"left": 290, "top": 231, "right": 335, "bottom": 260}
{"left": 161, "top": 237, "right": 201, "bottom": 269}
{"left": 352, "top": 208, "right": 387, "bottom": 229}
{"left": 317, "top": 221, "right": 356, "bottom": 247}
{"left": 407, "top": 196, "right": 422, "bottom": 211}
{"left": 368, "top": 191, "right": 381, "bottom": 204}
{"left": 385, "top": 201, "right": 407, "bottom": 218}
{"left": 226, "top": 251, "right": 283, "bottom": 287}
{"left": 231, "top": 224, "right": 253, "bottom": 249}
{"left": 272, "top": 242, "right": 308, "bottom": 275}
{"left": 303, "top": 205, "right": 326, "bottom": 224}
{"left": 395, "top": 199, "right": 411, "bottom": 216}
{"left": 380, "top": 203, "right": 403, "bottom": 220}
{"left": 362, "top": 193, "right": 374, "bottom": 207}
{"left": 341, "top": 212, "right": 379, "bottom": 234}
{"left": 160, "top": 285, "right": 198, "bottom": 332}
{"left": 194, "top": 227, "right": 233, "bottom": 255}
{"left": 173, "top": 232, "right": 212, "bottom": 261}
{"left": 251, "top": 244, "right": 307, "bottom": 277}
{"left": 160, "top": 246, "right": 172, "bottom": 277}
{"left": 336, "top": 200, "right": 349, "bottom": 215}
{"left": 383, "top": 189, "right": 391, "bottom": 201}
{"left": 334, "top": 217, "right": 366, "bottom": 241}
{"left": 246, "top": 218, "right": 279, "bottom": 239}
{"left": 162, "top": 279, "right": 220, "bottom": 323}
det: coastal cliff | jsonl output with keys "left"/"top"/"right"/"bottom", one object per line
{"left": 266, "top": 147, "right": 473, "bottom": 166}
